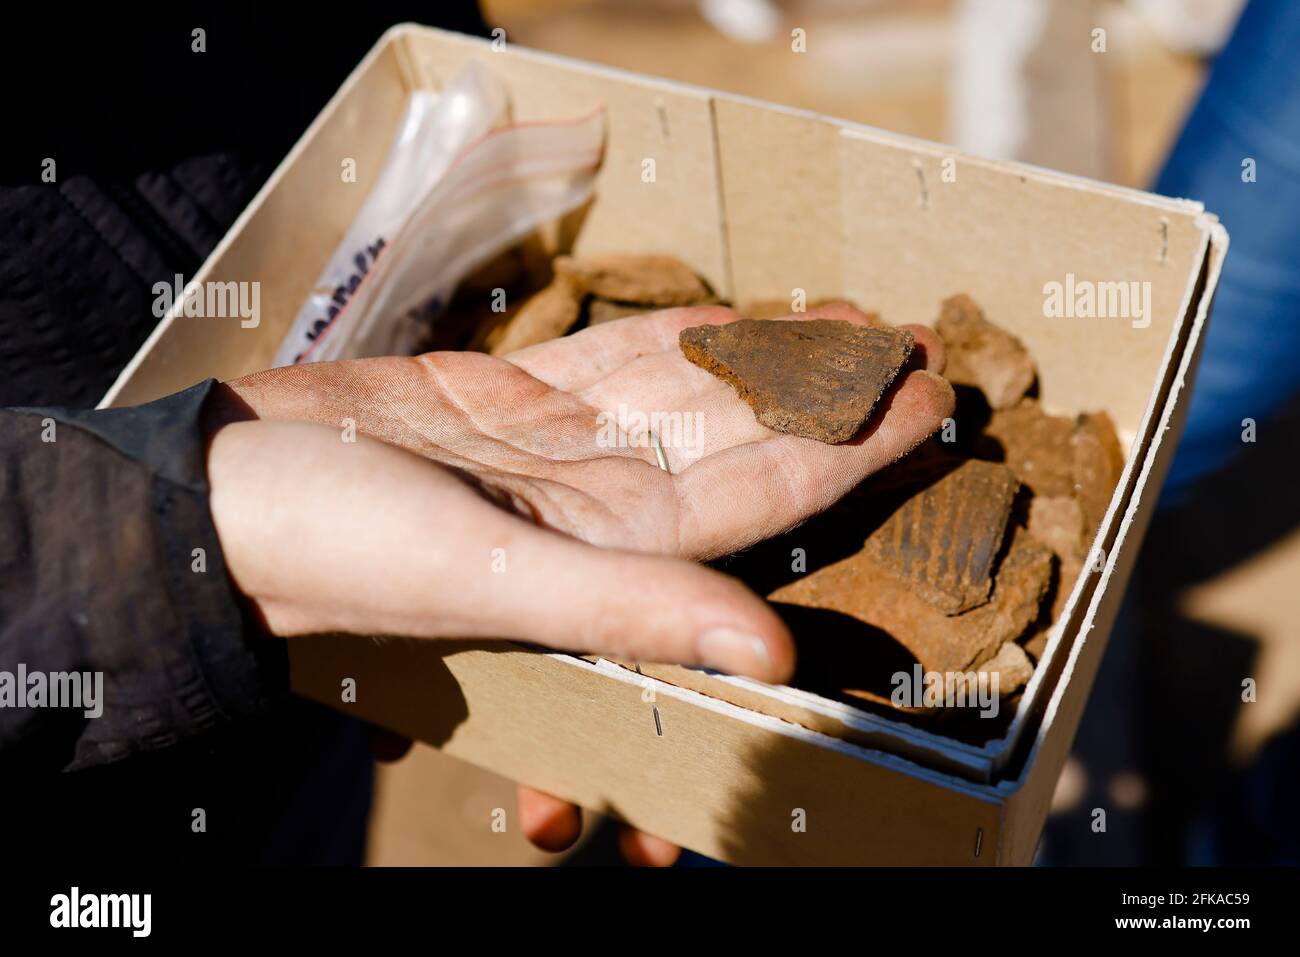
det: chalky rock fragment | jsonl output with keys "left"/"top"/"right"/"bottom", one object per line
{"left": 1071, "top": 410, "right": 1125, "bottom": 537}
{"left": 555, "top": 254, "right": 715, "bottom": 307}
{"left": 980, "top": 399, "right": 1076, "bottom": 497}
{"left": 1026, "top": 495, "right": 1087, "bottom": 633}
{"left": 586, "top": 299, "right": 655, "bottom": 325}
{"left": 935, "top": 294, "right": 1036, "bottom": 410}
{"left": 487, "top": 275, "right": 583, "bottom": 355}
{"left": 1026, "top": 493, "right": 1088, "bottom": 564}
{"left": 864, "top": 460, "right": 1020, "bottom": 615}
{"left": 978, "top": 641, "right": 1036, "bottom": 697}
{"left": 1020, "top": 492, "right": 1104, "bottom": 664}
{"left": 679, "top": 318, "right": 915, "bottom": 443}
{"left": 489, "top": 254, "right": 717, "bottom": 352}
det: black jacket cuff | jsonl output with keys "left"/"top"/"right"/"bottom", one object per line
{"left": 0, "top": 380, "right": 288, "bottom": 770}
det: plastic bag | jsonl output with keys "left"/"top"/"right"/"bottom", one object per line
{"left": 274, "top": 60, "right": 604, "bottom": 366}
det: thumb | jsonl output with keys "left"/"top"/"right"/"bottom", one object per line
{"left": 210, "top": 418, "right": 792, "bottom": 680}
{"left": 470, "top": 520, "right": 795, "bottom": 683}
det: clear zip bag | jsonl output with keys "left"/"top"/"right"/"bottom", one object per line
{"left": 274, "top": 60, "right": 604, "bottom": 366}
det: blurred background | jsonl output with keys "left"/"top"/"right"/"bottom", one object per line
{"left": 369, "top": 0, "right": 1300, "bottom": 866}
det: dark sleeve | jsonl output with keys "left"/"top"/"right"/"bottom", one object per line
{"left": 0, "top": 380, "right": 288, "bottom": 771}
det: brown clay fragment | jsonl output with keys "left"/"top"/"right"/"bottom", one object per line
{"left": 980, "top": 398, "right": 1076, "bottom": 497}
{"left": 487, "top": 276, "right": 583, "bottom": 355}
{"left": 554, "top": 254, "right": 715, "bottom": 307}
{"left": 770, "top": 525, "right": 1054, "bottom": 681}
{"left": 935, "top": 294, "right": 1036, "bottom": 410}
{"left": 977, "top": 641, "right": 1035, "bottom": 697}
{"left": 679, "top": 318, "right": 915, "bottom": 443}
{"left": 1027, "top": 495, "right": 1088, "bottom": 619}
{"left": 1071, "top": 410, "right": 1125, "bottom": 538}
{"left": 1027, "top": 494, "right": 1087, "bottom": 562}
{"left": 864, "top": 459, "right": 1020, "bottom": 615}
{"left": 1020, "top": 494, "right": 1090, "bottom": 663}
{"left": 585, "top": 299, "right": 656, "bottom": 326}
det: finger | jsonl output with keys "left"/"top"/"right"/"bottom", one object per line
{"left": 211, "top": 418, "right": 792, "bottom": 676}
{"left": 252, "top": 424, "right": 797, "bottom": 678}
{"left": 798, "top": 300, "right": 882, "bottom": 325}
{"left": 367, "top": 726, "right": 415, "bottom": 764}
{"left": 230, "top": 351, "right": 627, "bottom": 470}
{"left": 518, "top": 786, "right": 583, "bottom": 853}
{"left": 900, "top": 324, "right": 945, "bottom": 375}
{"left": 675, "top": 369, "right": 955, "bottom": 558}
{"left": 506, "top": 304, "right": 738, "bottom": 392}
{"left": 475, "top": 514, "right": 796, "bottom": 681}
{"left": 618, "top": 827, "right": 682, "bottom": 867}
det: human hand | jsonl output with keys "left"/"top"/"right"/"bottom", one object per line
{"left": 219, "top": 301, "right": 949, "bottom": 562}
{"left": 207, "top": 301, "right": 951, "bottom": 860}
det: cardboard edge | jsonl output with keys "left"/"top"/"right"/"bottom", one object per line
{"left": 580, "top": 655, "right": 999, "bottom": 798}
{"left": 991, "top": 217, "right": 1229, "bottom": 864}
{"left": 603, "top": 660, "right": 996, "bottom": 779}
{"left": 400, "top": 25, "right": 1207, "bottom": 220}
{"left": 838, "top": 124, "right": 1207, "bottom": 218}
{"left": 291, "top": 636, "right": 1007, "bottom": 863}
{"left": 986, "top": 213, "right": 1220, "bottom": 774}
{"left": 705, "top": 97, "right": 737, "bottom": 303}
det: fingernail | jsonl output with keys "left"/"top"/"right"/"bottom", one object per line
{"left": 696, "top": 627, "right": 772, "bottom": 677}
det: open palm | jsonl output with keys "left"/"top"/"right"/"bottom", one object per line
{"left": 207, "top": 300, "right": 951, "bottom": 865}
{"left": 225, "top": 301, "right": 951, "bottom": 561}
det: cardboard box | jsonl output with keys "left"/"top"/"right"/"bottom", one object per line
{"left": 102, "top": 25, "right": 1227, "bottom": 865}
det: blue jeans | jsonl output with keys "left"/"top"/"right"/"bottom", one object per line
{"left": 1154, "top": 0, "right": 1300, "bottom": 506}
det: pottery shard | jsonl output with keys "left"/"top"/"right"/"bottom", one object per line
{"left": 1029, "top": 496, "right": 1087, "bottom": 614}
{"left": 585, "top": 299, "right": 656, "bottom": 326}
{"left": 487, "top": 276, "right": 583, "bottom": 355}
{"left": 679, "top": 319, "right": 915, "bottom": 443}
{"left": 864, "top": 459, "right": 1020, "bottom": 615}
{"left": 983, "top": 401, "right": 1124, "bottom": 517}
{"left": 1027, "top": 494, "right": 1088, "bottom": 563}
{"left": 977, "top": 641, "right": 1035, "bottom": 697}
{"left": 1021, "top": 495, "right": 1089, "bottom": 662}
{"left": 554, "top": 254, "right": 715, "bottom": 307}
{"left": 770, "top": 525, "right": 1054, "bottom": 679}
{"left": 1071, "top": 410, "right": 1124, "bottom": 538}
{"left": 980, "top": 399, "right": 1076, "bottom": 498}
{"left": 935, "top": 294, "right": 1036, "bottom": 410}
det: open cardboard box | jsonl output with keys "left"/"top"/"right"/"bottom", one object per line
{"left": 103, "top": 25, "right": 1227, "bottom": 865}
